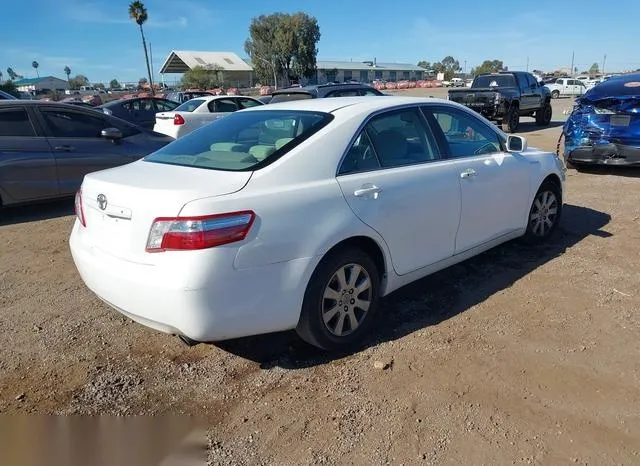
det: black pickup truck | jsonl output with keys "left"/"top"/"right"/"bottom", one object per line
{"left": 448, "top": 71, "right": 552, "bottom": 133}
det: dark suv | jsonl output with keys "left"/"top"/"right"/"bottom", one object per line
{"left": 269, "top": 82, "right": 385, "bottom": 103}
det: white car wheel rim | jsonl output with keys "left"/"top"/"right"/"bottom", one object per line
{"left": 322, "top": 263, "right": 371, "bottom": 337}
{"left": 530, "top": 190, "right": 558, "bottom": 237}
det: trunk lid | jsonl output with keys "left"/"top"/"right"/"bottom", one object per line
{"left": 79, "top": 160, "right": 252, "bottom": 263}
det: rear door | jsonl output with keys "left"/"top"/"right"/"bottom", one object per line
{"left": 336, "top": 106, "right": 462, "bottom": 275}
{"left": 424, "top": 105, "right": 531, "bottom": 253}
{"left": 37, "top": 107, "right": 141, "bottom": 196}
{"left": 0, "top": 105, "right": 58, "bottom": 203}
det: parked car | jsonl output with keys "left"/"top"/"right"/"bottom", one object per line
{"left": 269, "top": 82, "right": 384, "bottom": 103}
{"left": 70, "top": 96, "right": 565, "bottom": 351}
{"left": 563, "top": 72, "right": 640, "bottom": 168}
{"left": 165, "top": 90, "right": 215, "bottom": 104}
{"left": 154, "top": 95, "right": 264, "bottom": 139}
{"left": 448, "top": 71, "right": 552, "bottom": 133}
{"left": 546, "top": 78, "right": 588, "bottom": 99}
{"left": 0, "top": 101, "right": 174, "bottom": 208}
{"left": 99, "top": 97, "right": 180, "bottom": 129}
{"left": 0, "top": 89, "right": 17, "bottom": 100}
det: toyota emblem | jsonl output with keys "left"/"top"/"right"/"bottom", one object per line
{"left": 97, "top": 194, "right": 108, "bottom": 211}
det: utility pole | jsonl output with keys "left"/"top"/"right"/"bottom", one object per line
{"left": 526, "top": 56, "right": 529, "bottom": 72}
{"left": 464, "top": 60, "right": 467, "bottom": 76}
{"left": 602, "top": 54, "right": 607, "bottom": 76}
{"left": 570, "top": 51, "right": 575, "bottom": 77}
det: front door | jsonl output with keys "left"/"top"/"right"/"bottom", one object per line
{"left": 0, "top": 106, "right": 58, "bottom": 203}
{"left": 425, "top": 105, "right": 531, "bottom": 254}
{"left": 336, "top": 107, "right": 461, "bottom": 275}
{"left": 38, "top": 107, "right": 139, "bottom": 196}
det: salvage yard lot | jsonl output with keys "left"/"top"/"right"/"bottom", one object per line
{"left": 1, "top": 93, "right": 639, "bottom": 464}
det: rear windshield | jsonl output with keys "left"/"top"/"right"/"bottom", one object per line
{"left": 269, "top": 92, "right": 314, "bottom": 104}
{"left": 473, "top": 75, "right": 516, "bottom": 88}
{"left": 174, "top": 99, "right": 206, "bottom": 112}
{"left": 144, "top": 110, "right": 333, "bottom": 171}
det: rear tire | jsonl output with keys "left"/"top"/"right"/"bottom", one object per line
{"left": 501, "top": 105, "right": 520, "bottom": 133}
{"left": 523, "top": 181, "right": 562, "bottom": 243}
{"left": 296, "top": 248, "right": 381, "bottom": 351}
{"left": 535, "top": 103, "right": 552, "bottom": 126}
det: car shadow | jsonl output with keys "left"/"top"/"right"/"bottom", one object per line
{"left": 214, "top": 204, "right": 612, "bottom": 368}
{"left": 0, "top": 199, "right": 74, "bottom": 227}
{"left": 515, "top": 120, "right": 565, "bottom": 134}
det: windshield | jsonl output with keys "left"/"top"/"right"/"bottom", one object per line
{"left": 174, "top": 99, "right": 206, "bottom": 112}
{"left": 473, "top": 75, "right": 516, "bottom": 88}
{"left": 269, "top": 92, "right": 314, "bottom": 104}
{"left": 145, "top": 110, "right": 333, "bottom": 171}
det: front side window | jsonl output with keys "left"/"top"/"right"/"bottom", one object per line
{"left": 426, "top": 106, "right": 502, "bottom": 158}
{"left": 209, "top": 99, "right": 238, "bottom": 113}
{"left": 155, "top": 99, "right": 179, "bottom": 112}
{"left": 0, "top": 108, "right": 36, "bottom": 137}
{"left": 145, "top": 110, "right": 333, "bottom": 171}
{"left": 174, "top": 99, "right": 206, "bottom": 112}
{"left": 269, "top": 92, "right": 314, "bottom": 104}
{"left": 236, "top": 98, "right": 262, "bottom": 109}
{"left": 339, "top": 107, "right": 438, "bottom": 174}
{"left": 41, "top": 109, "right": 108, "bottom": 138}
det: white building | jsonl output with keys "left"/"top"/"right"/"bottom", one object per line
{"left": 14, "top": 76, "right": 69, "bottom": 93}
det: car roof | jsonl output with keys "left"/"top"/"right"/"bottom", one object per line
{"left": 271, "top": 82, "right": 375, "bottom": 94}
{"left": 241, "top": 95, "right": 452, "bottom": 114}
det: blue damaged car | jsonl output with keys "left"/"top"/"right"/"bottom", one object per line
{"left": 563, "top": 73, "right": 640, "bottom": 167}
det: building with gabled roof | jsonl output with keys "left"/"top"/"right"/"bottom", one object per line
{"left": 14, "top": 76, "right": 69, "bottom": 93}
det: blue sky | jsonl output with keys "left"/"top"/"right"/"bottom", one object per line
{"left": 2, "top": 0, "right": 639, "bottom": 84}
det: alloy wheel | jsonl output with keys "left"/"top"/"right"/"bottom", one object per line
{"left": 529, "top": 190, "right": 559, "bottom": 237}
{"left": 321, "top": 263, "right": 372, "bottom": 337}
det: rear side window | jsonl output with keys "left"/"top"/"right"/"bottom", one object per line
{"left": 236, "top": 98, "right": 262, "bottom": 109}
{"left": 174, "top": 99, "right": 206, "bottom": 112}
{"left": 209, "top": 99, "right": 238, "bottom": 113}
{"left": 269, "top": 92, "right": 314, "bottom": 103}
{"left": 145, "top": 110, "right": 333, "bottom": 171}
{"left": 155, "top": 99, "right": 178, "bottom": 112}
{"left": 41, "top": 109, "right": 108, "bottom": 138}
{"left": 0, "top": 109, "right": 36, "bottom": 137}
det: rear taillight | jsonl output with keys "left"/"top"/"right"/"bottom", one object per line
{"left": 173, "top": 114, "right": 185, "bottom": 125}
{"left": 145, "top": 211, "right": 255, "bottom": 252}
{"left": 74, "top": 188, "right": 86, "bottom": 227}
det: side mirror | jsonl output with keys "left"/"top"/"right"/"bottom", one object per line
{"left": 101, "top": 127, "right": 123, "bottom": 142}
{"left": 506, "top": 135, "right": 527, "bottom": 152}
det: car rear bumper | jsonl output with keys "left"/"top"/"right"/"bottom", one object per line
{"left": 566, "top": 143, "right": 640, "bottom": 166}
{"left": 69, "top": 221, "right": 315, "bottom": 342}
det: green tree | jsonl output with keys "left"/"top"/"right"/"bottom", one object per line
{"left": 7, "top": 67, "right": 20, "bottom": 80}
{"left": 588, "top": 63, "right": 599, "bottom": 76}
{"left": 417, "top": 61, "right": 431, "bottom": 73}
{"left": 129, "top": 1, "right": 154, "bottom": 94}
{"left": 64, "top": 66, "right": 71, "bottom": 85}
{"left": 470, "top": 59, "right": 504, "bottom": 76}
{"left": 245, "top": 12, "right": 320, "bottom": 87}
{"left": 68, "top": 74, "right": 89, "bottom": 89}
{"left": 110, "top": 79, "right": 120, "bottom": 89}
{"left": 0, "top": 70, "right": 3, "bottom": 83}
{"left": 32, "top": 61, "right": 39, "bottom": 78}
{"left": 180, "top": 65, "right": 224, "bottom": 89}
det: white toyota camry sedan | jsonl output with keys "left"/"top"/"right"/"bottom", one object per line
{"left": 70, "top": 96, "right": 566, "bottom": 351}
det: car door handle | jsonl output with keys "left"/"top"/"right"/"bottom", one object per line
{"left": 53, "top": 145, "right": 75, "bottom": 152}
{"left": 460, "top": 168, "right": 477, "bottom": 179}
{"left": 354, "top": 184, "right": 382, "bottom": 198}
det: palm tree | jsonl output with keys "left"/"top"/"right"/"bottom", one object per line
{"left": 32, "top": 61, "right": 39, "bottom": 78}
{"left": 64, "top": 66, "right": 71, "bottom": 86}
{"left": 128, "top": 1, "right": 154, "bottom": 94}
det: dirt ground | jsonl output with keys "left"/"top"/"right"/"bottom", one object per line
{"left": 1, "top": 91, "right": 639, "bottom": 465}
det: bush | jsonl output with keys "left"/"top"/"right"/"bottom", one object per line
{"left": 0, "top": 81, "right": 20, "bottom": 97}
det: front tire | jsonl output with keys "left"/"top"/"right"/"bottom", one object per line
{"left": 551, "top": 90, "right": 560, "bottom": 99}
{"left": 296, "top": 248, "right": 381, "bottom": 351}
{"left": 523, "top": 181, "right": 562, "bottom": 243}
